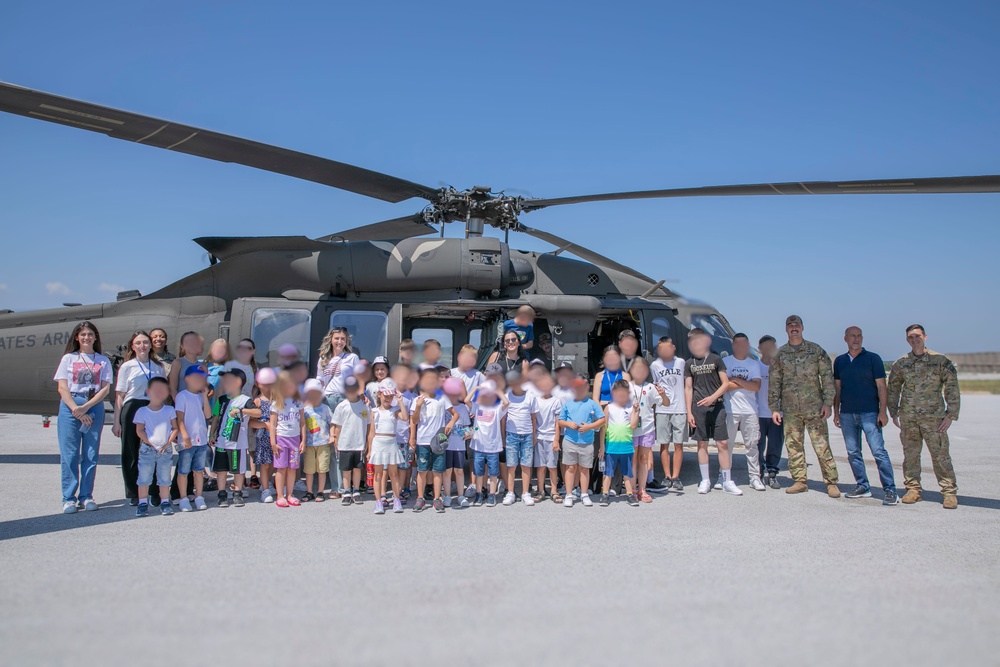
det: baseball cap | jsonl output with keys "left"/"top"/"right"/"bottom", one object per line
{"left": 618, "top": 329, "right": 637, "bottom": 341}
{"left": 184, "top": 365, "right": 208, "bottom": 378}
{"left": 571, "top": 377, "right": 588, "bottom": 388}
{"left": 255, "top": 367, "right": 277, "bottom": 385}
{"left": 442, "top": 377, "right": 464, "bottom": 396}
{"left": 303, "top": 378, "right": 324, "bottom": 394}
{"left": 378, "top": 378, "right": 397, "bottom": 395}
{"left": 278, "top": 343, "right": 299, "bottom": 357}
{"left": 555, "top": 361, "right": 574, "bottom": 372}
{"left": 785, "top": 314, "right": 803, "bottom": 326}
{"left": 484, "top": 362, "right": 504, "bottom": 376}
{"left": 220, "top": 367, "right": 247, "bottom": 385}
{"left": 344, "top": 375, "right": 360, "bottom": 390}
{"left": 529, "top": 358, "right": 547, "bottom": 367}
{"left": 372, "top": 355, "right": 389, "bottom": 367}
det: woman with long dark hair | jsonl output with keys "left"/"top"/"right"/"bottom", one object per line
{"left": 487, "top": 330, "right": 530, "bottom": 375}
{"left": 149, "top": 328, "right": 175, "bottom": 372}
{"left": 112, "top": 330, "right": 167, "bottom": 505}
{"left": 53, "top": 321, "right": 113, "bottom": 514}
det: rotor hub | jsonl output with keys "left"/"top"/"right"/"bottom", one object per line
{"left": 422, "top": 187, "right": 524, "bottom": 235}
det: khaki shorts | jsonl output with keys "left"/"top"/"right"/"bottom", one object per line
{"left": 655, "top": 413, "right": 688, "bottom": 443}
{"left": 561, "top": 439, "right": 595, "bottom": 468}
{"left": 302, "top": 444, "right": 331, "bottom": 475}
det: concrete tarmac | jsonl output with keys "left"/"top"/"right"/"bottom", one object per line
{"left": 2, "top": 397, "right": 998, "bottom": 666}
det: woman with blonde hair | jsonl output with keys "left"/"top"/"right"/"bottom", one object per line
{"left": 316, "top": 326, "right": 360, "bottom": 411}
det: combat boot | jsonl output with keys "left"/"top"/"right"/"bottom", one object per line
{"left": 826, "top": 484, "right": 841, "bottom": 499}
{"left": 785, "top": 481, "right": 808, "bottom": 494}
{"left": 901, "top": 489, "right": 921, "bottom": 504}
{"left": 942, "top": 495, "right": 958, "bottom": 510}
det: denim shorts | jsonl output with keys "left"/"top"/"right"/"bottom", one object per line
{"left": 176, "top": 445, "right": 208, "bottom": 475}
{"left": 472, "top": 450, "right": 501, "bottom": 478}
{"left": 416, "top": 445, "right": 446, "bottom": 473}
{"left": 505, "top": 432, "right": 534, "bottom": 467}
{"left": 137, "top": 445, "right": 173, "bottom": 487}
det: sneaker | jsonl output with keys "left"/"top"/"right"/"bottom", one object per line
{"left": 433, "top": 498, "right": 445, "bottom": 513}
{"left": 459, "top": 497, "right": 471, "bottom": 508}
{"left": 672, "top": 479, "right": 684, "bottom": 492}
{"left": 563, "top": 495, "right": 574, "bottom": 508}
{"left": 572, "top": 487, "right": 582, "bottom": 499}
{"left": 179, "top": 498, "right": 193, "bottom": 512}
{"left": 713, "top": 474, "right": 723, "bottom": 490}
{"left": 352, "top": 490, "right": 362, "bottom": 502}
{"left": 486, "top": 493, "right": 497, "bottom": 507}
{"left": 341, "top": 495, "right": 352, "bottom": 506}
{"left": 412, "top": 498, "right": 427, "bottom": 513}
{"left": 135, "top": 503, "right": 149, "bottom": 517}
{"left": 698, "top": 480, "right": 712, "bottom": 494}
{"left": 768, "top": 474, "right": 780, "bottom": 490}
{"left": 647, "top": 478, "right": 670, "bottom": 493}
{"left": 217, "top": 493, "right": 230, "bottom": 508}
{"left": 82, "top": 499, "right": 98, "bottom": 511}
{"left": 160, "top": 501, "right": 174, "bottom": 516}
{"left": 750, "top": 479, "right": 767, "bottom": 492}
{"left": 261, "top": 490, "right": 275, "bottom": 504}
{"left": 374, "top": 500, "right": 385, "bottom": 515}
{"left": 62, "top": 501, "right": 78, "bottom": 514}
{"left": 722, "top": 480, "right": 743, "bottom": 496}
{"left": 502, "top": 491, "right": 516, "bottom": 506}
{"left": 497, "top": 480, "right": 506, "bottom": 495}
{"left": 393, "top": 498, "right": 404, "bottom": 513}
{"left": 194, "top": 496, "right": 208, "bottom": 511}
{"left": 464, "top": 484, "right": 478, "bottom": 499}
{"left": 580, "top": 492, "right": 593, "bottom": 507}
{"left": 882, "top": 490, "right": 900, "bottom": 506}
{"left": 128, "top": 497, "right": 139, "bottom": 506}
{"left": 232, "top": 492, "right": 245, "bottom": 507}
{"left": 608, "top": 489, "right": 617, "bottom": 497}
{"left": 473, "top": 492, "right": 484, "bottom": 507}
{"left": 521, "top": 493, "right": 535, "bottom": 506}
{"left": 626, "top": 494, "right": 640, "bottom": 506}
{"left": 846, "top": 486, "right": 873, "bottom": 499}
{"left": 171, "top": 498, "right": 181, "bottom": 506}
{"left": 442, "top": 495, "right": 452, "bottom": 508}
{"left": 599, "top": 494, "right": 610, "bottom": 507}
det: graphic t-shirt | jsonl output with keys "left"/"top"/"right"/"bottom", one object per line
{"left": 332, "top": 398, "right": 370, "bottom": 451}
{"left": 628, "top": 382, "right": 663, "bottom": 436}
{"left": 448, "top": 402, "right": 472, "bottom": 451}
{"left": 413, "top": 395, "right": 450, "bottom": 446}
{"left": 133, "top": 405, "right": 177, "bottom": 450}
{"left": 274, "top": 399, "right": 304, "bottom": 438}
{"left": 723, "top": 356, "right": 762, "bottom": 416}
{"left": 471, "top": 402, "right": 506, "bottom": 453}
{"left": 605, "top": 403, "right": 635, "bottom": 455}
{"left": 758, "top": 361, "right": 775, "bottom": 418}
{"left": 115, "top": 358, "right": 166, "bottom": 402}
{"left": 54, "top": 352, "right": 113, "bottom": 395}
{"left": 505, "top": 391, "right": 538, "bottom": 435}
{"left": 559, "top": 398, "right": 603, "bottom": 445}
{"left": 451, "top": 368, "right": 485, "bottom": 394}
{"left": 318, "top": 352, "right": 361, "bottom": 396}
{"left": 174, "top": 390, "right": 209, "bottom": 447}
{"left": 685, "top": 354, "right": 726, "bottom": 405}
{"left": 650, "top": 357, "right": 686, "bottom": 415}
{"left": 503, "top": 319, "right": 534, "bottom": 347}
{"left": 534, "top": 395, "right": 563, "bottom": 441}
{"left": 305, "top": 403, "right": 334, "bottom": 447}
{"left": 217, "top": 394, "right": 251, "bottom": 450}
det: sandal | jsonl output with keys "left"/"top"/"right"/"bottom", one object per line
{"left": 314, "top": 493, "right": 326, "bottom": 502}
{"left": 301, "top": 492, "right": 315, "bottom": 502}
{"left": 288, "top": 497, "right": 301, "bottom": 507}
{"left": 551, "top": 492, "right": 563, "bottom": 503}
{"left": 275, "top": 498, "right": 289, "bottom": 508}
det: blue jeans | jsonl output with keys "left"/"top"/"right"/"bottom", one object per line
{"left": 473, "top": 451, "right": 500, "bottom": 478}
{"left": 58, "top": 394, "right": 104, "bottom": 504}
{"left": 840, "top": 412, "right": 895, "bottom": 492}
{"left": 757, "top": 416, "right": 784, "bottom": 475}
{"left": 505, "top": 432, "right": 534, "bottom": 467}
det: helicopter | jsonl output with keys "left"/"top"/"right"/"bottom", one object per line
{"left": 1, "top": 81, "right": 998, "bottom": 417}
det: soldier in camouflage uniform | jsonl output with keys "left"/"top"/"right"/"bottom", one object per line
{"left": 768, "top": 315, "right": 840, "bottom": 497}
{"left": 887, "top": 324, "right": 961, "bottom": 509}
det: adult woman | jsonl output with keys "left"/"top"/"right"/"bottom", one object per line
{"left": 112, "top": 331, "right": 167, "bottom": 506}
{"left": 592, "top": 345, "right": 631, "bottom": 406}
{"left": 487, "top": 330, "right": 529, "bottom": 375}
{"left": 317, "top": 326, "right": 360, "bottom": 410}
{"left": 150, "top": 328, "right": 175, "bottom": 372}
{"left": 168, "top": 331, "right": 205, "bottom": 399}
{"left": 54, "top": 321, "right": 113, "bottom": 514}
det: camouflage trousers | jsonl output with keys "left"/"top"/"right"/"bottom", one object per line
{"left": 784, "top": 413, "right": 838, "bottom": 485}
{"left": 899, "top": 417, "right": 957, "bottom": 495}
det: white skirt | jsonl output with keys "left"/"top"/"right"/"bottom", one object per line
{"left": 369, "top": 435, "right": 405, "bottom": 466}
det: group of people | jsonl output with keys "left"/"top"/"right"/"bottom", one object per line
{"left": 53, "top": 307, "right": 963, "bottom": 517}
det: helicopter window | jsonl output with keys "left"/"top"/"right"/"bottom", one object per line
{"left": 329, "top": 311, "right": 388, "bottom": 361}
{"left": 411, "top": 328, "right": 454, "bottom": 367}
{"left": 468, "top": 328, "right": 482, "bottom": 350}
{"left": 689, "top": 313, "right": 734, "bottom": 358}
{"left": 251, "top": 308, "right": 312, "bottom": 367}
{"left": 650, "top": 316, "right": 672, "bottom": 346}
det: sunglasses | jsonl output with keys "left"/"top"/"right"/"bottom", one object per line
{"left": 330, "top": 327, "right": 348, "bottom": 333}
{"left": 504, "top": 338, "right": 519, "bottom": 344}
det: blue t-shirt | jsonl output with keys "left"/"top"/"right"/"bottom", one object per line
{"left": 559, "top": 398, "right": 603, "bottom": 445}
{"left": 503, "top": 319, "right": 534, "bottom": 347}
{"left": 833, "top": 349, "right": 886, "bottom": 414}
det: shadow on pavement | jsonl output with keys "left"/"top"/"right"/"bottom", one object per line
{"left": 0, "top": 454, "right": 122, "bottom": 466}
{"left": 0, "top": 500, "right": 133, "bottom": 542}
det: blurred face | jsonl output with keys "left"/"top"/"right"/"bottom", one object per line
{"left": 572, "top": 383, "right": 589, "bottom": 400}
{"left": 657, "top": 339, "right": 676, "bottom": 360}
{"left": 619, "top": 336, "right": 638, "bottom": 357}
{"left": 186, "top": 374, "right": 208, "bottom": 394}
{"left": 150, "top": 330, "right": 167, "bottom": 352}
{"left": 182, "top": 333, "right": 203, "bottom": 357}
{"left": 147, "top": 381, "right": 169, "bottom": 403}
{"left": 209, "top": 341, "right": 228, "bottom": 363}
{"left": 419, "top": 372, "right": 440, "bottom": 394}
{"left": 844, "top": 327, "right": 863, "bottom": 352}
{"left": 236, "top": 340, "right": 255, "bottom": 362}
{"left": 291, "top": 365, "right": 309, "bottom": 385}
{"left": 390, "top": 365, "right": 410, "bottom": 389}
{"left": 556, "top": 369, "right": 573, "bottom": 386}
{"left": 306, "top": 390, "right": 324, "bottom": 407}
{"left": 535, "top": 373, "right": 555, "bottom": 394}
{"left": 630, "top": 361, "right": 649, "bottom": 384}
{"left": 399, "top": 345, "right": 414, "bottom": 363}
{"left": 457, "top": 350, "right": 476, "bottom": 369}
{"left": 508, "top": 376, "right": 524, "bottom": 393}
{"left": 612, "top": 385, "right": 629, "bottom": 406}
{"left": 759, "top": 340, "right": 777, "bottom": 360}
{"left": 689, "top": 334, "right": 710, "bottom": 357}
{"left": 602, "top": 350, "right": 621, "bottom": 371}
{"left": 528, "top": 365, "right": 546, "bottom": 383}
{"left": 131, "top": 334, "right": 151, "bottom": 358}
{"left": 423, "top": 345, "right": 441, "bottom": 363}
{"left": 732, "top": 336, "right": 750, "bottom": 358}
{"left": 223, "top": 374, "right": 243, "bottom": 396}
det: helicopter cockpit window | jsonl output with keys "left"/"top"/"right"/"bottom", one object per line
{"left": 411, "top": 328, "right": 454, "bottom": 367}
{"left": 468, "top": 328, "right": 482, "bottom": 351}
{"left": 689, "top": 313, "right": 734, "bottom": 357}
{"left": 251, "top": 308, "right": 312, "bottom": 367}
{"left": 329, "top": 311, "right": 388, "bottom": 361}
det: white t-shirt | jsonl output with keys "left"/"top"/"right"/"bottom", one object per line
{"left": 115, "top": 358, "right": 167, "bottom": 402}
{"left": 534, "top": 395, "right": 563, "bottom": 441}
{"left": 523, "top": 382, "right": 540, "bottom": 399}
{"left": 723, "top": 356, "right": 762, "bottom": 416}
{"left": 318, "top": 352, "right": 361, "bottom": 396}
{"left": 225, "top": 361, "right": 256, "bottom": 396}
{"left": 451, "top": 368, "right": 485, "bottom": 395}
{"left": 758, "top": 361, "right": 775, "bottom": 418}
{"left": 217, "top": 394, "right": 251, "bottom": 450}
{"left": 332, "top": 398, "right": 370, "bottom": 451}
{"left": 505, "top": 391, "right": 538, "bottom": 435}
{"left": 447, "top": 402, "right": 472, "bottom": 451}
{"left": 133, "top": 404, "right": 177, "bottom": 450}
{"left": 628, "top": 382, "right": 663, "bottom": 436}
{"left": 54, "top": 352, "right": 113, "bottom": 395}
{"left": 373, "top": 406, "right": 401, "bottom": 437}
{"left": 413, "top": 395, "right": 450, "bottom": 445}
{"left": 471, "top": 402, "right": 506, "bottom": 453}
{"left": 553, "top": 385, "right": 575, "bottom": 405}
{"left": 274, "top": 399, "right": 304, "bottom": 437}
{"left": 393, "top": 394, "right": 412, "bottom": 442}
{"left": 650, "top": 357, "right": 686, "bottom": 415}
{"left": 174, "top": 390, "right": 209, "bottom": 447}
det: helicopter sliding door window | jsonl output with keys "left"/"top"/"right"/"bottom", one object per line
{"left": 251, "top": 308, "right": 312, "bottom": 368}
{"left": 329, "top": 311, "right": 388, "bottom": 361}
{"left": 468, "top": 328, "right": 482, "bottom": 350}
{"left": 689, "top": 313, "right": 734, "bottom": 357}
{"left": 411, "top": 328, "right": 454, "bottom": 367}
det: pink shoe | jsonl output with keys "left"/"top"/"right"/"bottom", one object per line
{"left": 640, "top": 491, "right": 653, "bottom": 503}
{"left": 287, "top": 497, "right": 301, "bottom": 507}
{"left": 275, "top": 498, "right": 289, "bottom": 508}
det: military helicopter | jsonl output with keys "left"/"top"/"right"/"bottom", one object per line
{"left": 1, "top": 81, "right": 998, "bottom": 416}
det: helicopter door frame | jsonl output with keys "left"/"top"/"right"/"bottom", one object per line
{"left": 402, "top": 317, "right": 482, "bottom": 369}
{"left": 232, "top": 298, "right": 319, "bottom": 370}
{"left": 318, "top": 303, "right": 397, "bottom": 364}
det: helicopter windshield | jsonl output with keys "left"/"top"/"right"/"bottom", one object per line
{"left": 689, "top": 313, "right": 734, "bottom": 357}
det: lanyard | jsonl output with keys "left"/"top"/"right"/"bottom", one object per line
{"left": 78, "top": 353, "right": 96, "bottom": 382}
{"left": 136, "top": 358, "right": 153, "bottom": 381}
{"left": 632, "top": 384, "right": 645, "bottom": 406}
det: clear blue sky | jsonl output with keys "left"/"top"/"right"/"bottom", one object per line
{"left": 1, "top": 1, "right": 998, "bottom": 358}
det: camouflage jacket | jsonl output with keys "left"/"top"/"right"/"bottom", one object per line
{"left": 887, "top": 350, "right": 960, "bottom": 421}
{"left": 767, "top": 340, "right": 834, "bottom": 415}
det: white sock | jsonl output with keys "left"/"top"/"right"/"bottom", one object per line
{"left": 722, "top": 469, "right": 731, "bottom": 482}
{"left": 699, "top": 464, "right": 710, "bottom": 482}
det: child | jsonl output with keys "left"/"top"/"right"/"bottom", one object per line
{"left": 684, "top": 332, "right": 737, "bottom": 495}
{"left": 557, "top": 378, "right": 606, "bottom": 508}
{"left": 418, "top": 339, "right": 442, "bottom": 370}
{"left": 302, "top": 378, "right": 335, "bottom": 502}
{"left": 649, "top": 336, "right": 687, "bottom": 493}
{"left": 286, "top": 359, "right": 310, "bottom": 396}
{"left": 451, "top": 344, "right": 485, "bottom": 395}
{"left": 269, "top": 371, "right": 306, "bottom": 507}
{"left": 168, "top": 331, "right": 204, "bottom": 399}
{"left": 332, "top": 376, "right": 372, "bottom": 505}
{"left": 205, "top": 338, "right": 232, "bottom": 394}
{"left": 532, "top": 372, "right": 564, "bottom": 503}
{"left": 227, "top": 338, "right": 258, "bottom": 397}
{"left": 390, "top": 364, "right": 415, "bottom": 501}
{"left": 174, "top": 366, "right": 212, "bottom": 511}
{"left": 599, "top": 380, "right": 641, "bottom": 506}
{"left": 397, "top": 339, "right": 416, "bottom": 367}
{"left": 367, "top": 356, "right": 391, "bottom": 405}
{"left": 468, "top": 380, "right": 509, "bottom": 507}
{"left": 249, "top": 367, "right": 278, "bottom": 502}
{"left": 441, "top": 377, "right": 472, "bottom": 508}
{"left": 552, "top": 362, "right": 576, "bottom": 403}
{"left": 628, "top": 357, "right": 669, "bottom": 502}
{"left": 504, "top": 370, "right": 538, "bottom": 507}
{"left": 132, "top": 377, "right": 179, "bottom": 517}
{"left": 277, "top": 343, "right": 301, "bottom": 369}
{"left": 409, "top": 368, "right": 458, "bottom": 512}
{"left": 368, "top": 379, "right": 409, "bottom": 514}
{"left": 504, "top": 305, "right": 536, "bottom": 351}
{"left": 211, "top": 368, "right": 252, "bottom": 507}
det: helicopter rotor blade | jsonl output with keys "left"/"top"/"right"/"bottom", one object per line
{"left": 0, "top": 81, "right": 438, "bottom": 204}
{"left": 316, "top": 214, "right": 437, "bottom": 242}
{"left": 521, "top": 175, "right": 1000, "bottom": 211}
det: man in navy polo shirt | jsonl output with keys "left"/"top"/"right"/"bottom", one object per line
{"left": 833, "top": 326, "right": 898, "bottom": 505}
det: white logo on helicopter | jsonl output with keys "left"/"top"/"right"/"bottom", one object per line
{"left": 370, "top": 240, "right": 447, "bottom": 275}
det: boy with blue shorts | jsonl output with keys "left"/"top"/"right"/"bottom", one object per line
{"left": 132, "top": 377, "right": 179, "bottom": 517}
{"left": 174, "top": 366, "right": 212, "bottom": 511}
{"left": 409, "top": 368, "right": 458, "bottom": 513}
{"left": 600, "top": 380, "right": 640, "bottom": 506}
{"left": 469, "top": 380, "right": 508, "bottom": 507}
